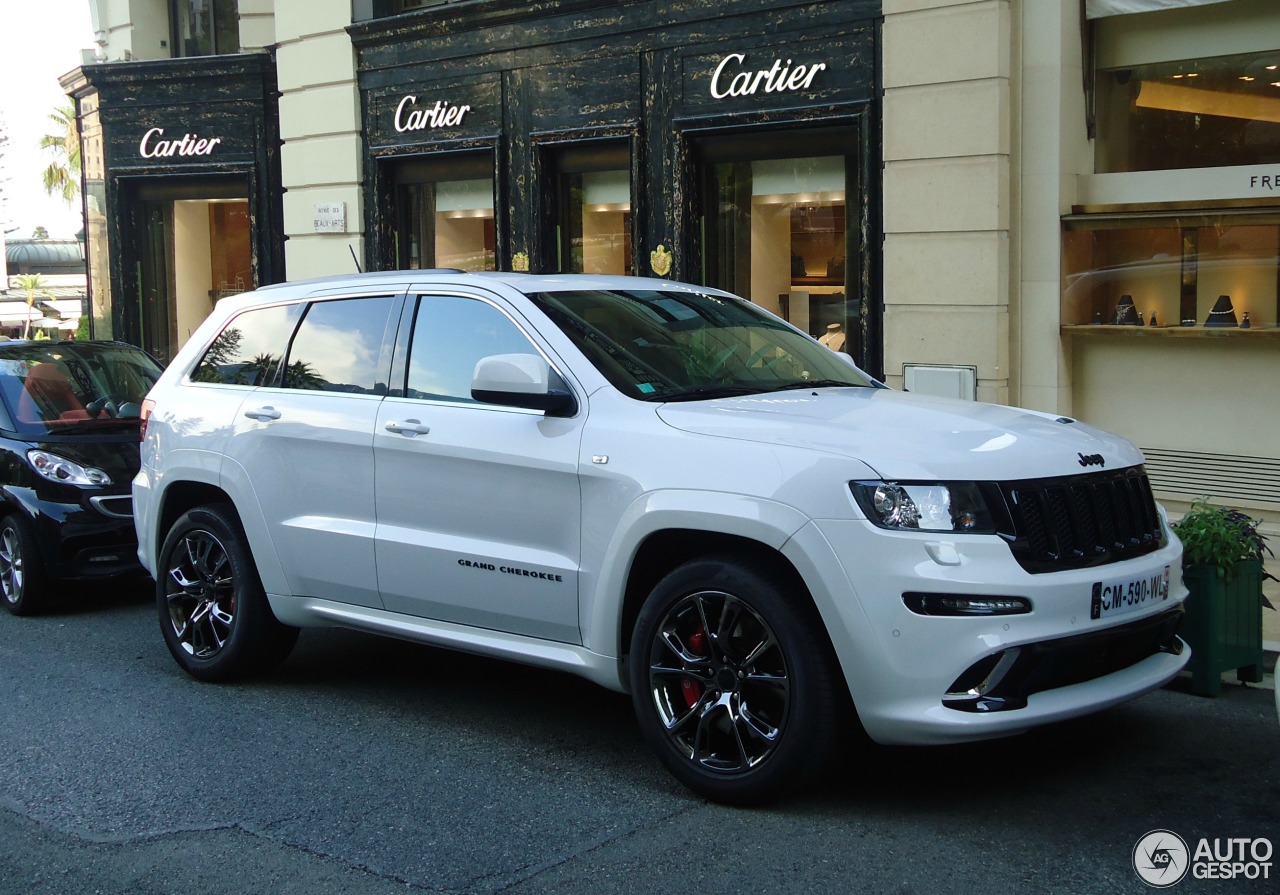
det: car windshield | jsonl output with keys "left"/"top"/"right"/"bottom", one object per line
{"left": 0, "top": 343, "right": 163, "bottom": 437}
{"left": 528, "top": 288, "right": 874, "bottom": 401}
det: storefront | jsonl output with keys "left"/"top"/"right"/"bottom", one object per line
{"left": 61, "top": 54, "right": 284, "bottom": 363}
{"left": 1062, "top": 0, "right": 1280, "bottom": 513}
{"left": 350, "top": 0, "right": 882, "bottom": 374}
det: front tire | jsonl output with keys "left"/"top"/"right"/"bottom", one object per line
{"left": 157, "top": 503, "right": 298, "bottom": 681}
{"left": 629, "top": 555, "right": 843, "bottom": 805}
{"left": 0, "top": 513, "right": 50, "bottom": 616}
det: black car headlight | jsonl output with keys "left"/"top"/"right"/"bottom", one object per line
{"left": 27, "top": 450, "right": 112, "bottom": 486}
{"left": 851, "top": 481, "right": 996, "bottom": 534}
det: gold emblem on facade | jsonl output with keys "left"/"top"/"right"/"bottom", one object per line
{"left": 649, "top": 244, "right": 673, "bottom": 277}
{"left": 511, "top": 251, "right": 530, "bottom": 272}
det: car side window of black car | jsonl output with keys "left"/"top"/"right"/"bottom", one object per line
{"left": 282, "top": 296, "right": 396, "bottom": 395}
{"left": 191, "top": 303, "right": 303, "bottom": 386}
{"left": 405, "top": 294, "right": 549, "bottom": 404}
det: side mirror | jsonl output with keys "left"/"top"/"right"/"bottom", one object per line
{"left": 471, "top": 354, "right": 576, "bottom": 417}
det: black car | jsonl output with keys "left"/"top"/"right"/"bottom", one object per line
{"left": 0, "top": 340, "right": 163, "bottom": 615}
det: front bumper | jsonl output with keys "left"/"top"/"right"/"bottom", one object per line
{"left": 7, "top": 485, "right": 144, "bottom": 580}
{"left": 792, "top": 517, "right": 1190, "bottom": 745}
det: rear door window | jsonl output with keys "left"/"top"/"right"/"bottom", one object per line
{"left": 282, "top": 296, "right": 396, "bottom": 395}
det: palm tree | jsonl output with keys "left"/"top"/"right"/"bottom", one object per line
{"left": 39, "top": 102, "right": 80, "bottom": 206}
{"left": 14, "top": 274, "right": 50, "bottom": 340}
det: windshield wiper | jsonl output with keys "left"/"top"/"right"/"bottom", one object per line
{"left": 655, "top": 384, "right": 771, "bottom": 402}
{"left": 765, "top": 379, "right": 862, "bottom": 392}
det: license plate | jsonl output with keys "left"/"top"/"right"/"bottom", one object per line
{"left": 1090, "top": 566, "right": 1170, "bottom": 620}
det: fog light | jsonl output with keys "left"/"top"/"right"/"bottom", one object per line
{"left": 903, "top": 592, "right": 1032, "bottom": 616}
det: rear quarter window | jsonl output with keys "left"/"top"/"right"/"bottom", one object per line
{"left": 192, "top": 304, "right": 303, "bottom": 385}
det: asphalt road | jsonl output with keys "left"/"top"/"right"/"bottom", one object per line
{"left": 1, "top": 583, "right": 1277, "bottom": 895}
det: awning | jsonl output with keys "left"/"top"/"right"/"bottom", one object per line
{"left": 1086, "top": 0, "right": 1236, "bottom": 18}
{"left": 0, "top": 305, "right": 44, "bottom": 325}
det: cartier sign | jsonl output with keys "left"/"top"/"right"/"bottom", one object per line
{"left": 138, "top": 127, "right": 222, "bottom": 158}
{"left": 709, "top": 52, "right": 827, "bottom": 99}
{"left": 394, "top": 95, "right": 472, "bottom": 132}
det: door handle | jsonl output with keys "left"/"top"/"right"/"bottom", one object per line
{"left": 244, "top": 406, "right": 281, "bottom": 422}
{"left": 385, "top": 419, "right": 430, "bottom": 436}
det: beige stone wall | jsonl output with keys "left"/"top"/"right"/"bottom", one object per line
{"left": 881, "top": 0, "right": 1012, "bottom": 405}
{"left": 239, "top": 0, "right": 276, "bottom": 51}
{"left": 90, "top": 0, "right": 169, "bottom": 62}
{"left": 1015, "top": 0, "right": 1090, "bottom": 416}
{"left": 274, "top": 0, "right": 364, "bottom": 278}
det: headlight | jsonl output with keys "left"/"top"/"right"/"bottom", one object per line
{"left": 27, "top": 450, "right": 112, "bottom": 486}
{"left": 851, "top": 481, "right": 995, "bottom": 533}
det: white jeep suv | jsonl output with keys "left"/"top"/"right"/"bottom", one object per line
{"left": 134, "top": 271, "right": 1189, "bottom": 803}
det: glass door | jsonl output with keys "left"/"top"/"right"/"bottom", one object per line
{"left": 137, "top": 201, "right": 173, "bottom": 363}
{"left": 126, "top": 177, "right": 252, "bottom": 362}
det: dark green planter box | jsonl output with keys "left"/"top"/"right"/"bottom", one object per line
{"left": 1180, "top": 559, "right": 1265, "bottom": 696}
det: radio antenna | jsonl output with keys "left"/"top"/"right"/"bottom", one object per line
{"left": 349, "top": 244, "right": 363, "bottom": 273}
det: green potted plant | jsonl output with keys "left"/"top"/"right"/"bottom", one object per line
{"left": 1171, "top": 499, "right": 1276, "bottom": 696}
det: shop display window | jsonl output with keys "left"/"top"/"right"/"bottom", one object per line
{"left": 707, "top": 155, "right": 851, "bottom": 346}
{"left": 562, "top": 169, "right": 631, "bottom": 275}
{"left": 398, "top": 161, "right": 496, "bottom": 272}
{"left": 548, "top": 144, "right": 631, "bottom": 276}
{"left": 1062, "top": 213, "right": 1280, "bottom": 330}
{"left": 1095, "top": 50, "right": 1280, "bottom": 173}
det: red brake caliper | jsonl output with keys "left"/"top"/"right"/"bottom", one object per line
{"left": 681, "top": 628, "right": 707, "bottom": 708}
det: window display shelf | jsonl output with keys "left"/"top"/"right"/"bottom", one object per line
{"left": 1062, "top": 324, "right": 1280, "bottom": 340}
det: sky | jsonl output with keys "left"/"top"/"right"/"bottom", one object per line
{"left": 0, "top": 0, "right": 96, "bottom": 241}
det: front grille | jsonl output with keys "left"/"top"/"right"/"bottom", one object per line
{"left": 991, "top": 466, "right": 1164, "bottom": 574}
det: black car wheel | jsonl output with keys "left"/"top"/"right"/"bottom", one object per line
{"left": 158, "top": 503, "right": 298, "bottom": 681}
{"left": 0, "top": 514, "right": 50, "bottom": 616}
{"left": 629, "top": 555, "right": 843, "bottom": 805}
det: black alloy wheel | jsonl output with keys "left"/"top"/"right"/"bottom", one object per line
{"left": 0, "top": 514, "right": 50, "bottom": 616}
{"left": 629, "top": 555, "right": 843, "bottom": 805}
{"left": 157, "top": 503, "right": 298, "bottom": 681}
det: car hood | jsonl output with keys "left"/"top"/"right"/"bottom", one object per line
{"left": 655, "top": 388, "right": 1145, "bottom": 480}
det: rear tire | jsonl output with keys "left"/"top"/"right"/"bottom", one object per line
{"left": 157, "top": 503, "right": 298, "bottom": 681}
{"left": 629, "top": 554, "right": 843, "bottom": 805}
{"left": 0, "top": 513, "right": 51, "bottom": 616}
